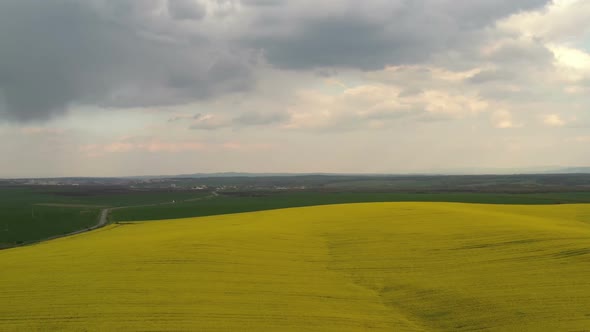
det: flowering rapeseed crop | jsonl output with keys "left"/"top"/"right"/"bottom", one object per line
{"left": 2, "top": 202, "right": 590, "bottom": 331}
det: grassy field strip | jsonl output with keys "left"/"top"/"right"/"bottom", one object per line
{"left": 1, "top": 192, "right": 217, "bottom": 249}
{"left": 0, "top": 187, "right": 212, "bottom": 246}
{"left": 33, "top": 203, "right": 109, "bottom": 208}
{"left": 110, "top": 191, "right": 590, "bottom": 223}
{"left": 7, "top": 186, "right": 590, "bottom": 246}
{"left": 2, "top": 203, "right": 590, "bottom": 330}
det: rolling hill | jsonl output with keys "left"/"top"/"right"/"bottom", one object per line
{"left": 2, "top": 203, "right": 590, "bottom": 331}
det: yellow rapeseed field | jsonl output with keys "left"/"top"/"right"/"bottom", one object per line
{"left": 3, "top": 202, "right": 590, "bottom": 331}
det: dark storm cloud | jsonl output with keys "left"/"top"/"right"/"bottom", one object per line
{"left": 247, "top": 17, "right": 421, "bottom": 70}
{"left": 0, "top": 0, "right": 251, "bottom": 122}
{"left": 242, "top": 0, "right": 551, "bottom": 70}
{"left": 0, "top": 0, "right": 552, "bottom": 123}
{"left": 167, "top": 0, "right": 207, "bottom": 20}
{"left": 240, "top": 0, "right": 280, "bottom": 6}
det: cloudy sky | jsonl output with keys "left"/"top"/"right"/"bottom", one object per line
{"left": 1, "top": 0, "right": 589, "bottom": 177}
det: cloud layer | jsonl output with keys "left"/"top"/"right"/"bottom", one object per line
{"left": 0, "top": 0, "right": 552, "bottom": 122}
{"left": 1, "top": 0, "right": 590, "bottom": 176}
{"left": 0, "top": 0, "right": 252, "bottom": 122}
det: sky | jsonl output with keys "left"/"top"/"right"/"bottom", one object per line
{"left": 1, "top": 0, "right": 590, "bottom": 177}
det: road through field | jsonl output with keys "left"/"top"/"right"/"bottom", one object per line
{"left": 97, "top": 207, "right": 110, "bottom": 228}
{"left": 35, "top": 207, "right": 112, "bottom": 242}
{"left": 2, "top": 192, "right": 218, "bottom": 250}
{"left": 72, "top": 192, "right": 219, "bottom": 235}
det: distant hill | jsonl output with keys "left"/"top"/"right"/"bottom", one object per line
{"left": 552, "top": 167, "right": 590, "bottom": 174}
{"left": 7, "top": 167, "right": 590, "bottom": 180}
{"left": 129, "top": 172, "right": 381, "bottom": 179}
{"left": 406, "top": 166, "right": 590, "bottom": 175}
{"left": 174, "top": 167, "right": 590, "bottom": 177}
{"left": 176, "top": 172, "right": 305, "bottom": 178}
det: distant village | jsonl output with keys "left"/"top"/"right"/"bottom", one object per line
{"left": 1, "top": 177, "right": 307, "bottom": 192}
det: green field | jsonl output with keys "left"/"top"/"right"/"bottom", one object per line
{"left": 111, "top": 191, "right": 590, "bottom": 222}
{"left": 3, "top": 202, "right": 590, "bottom": 330}
{"left": 7, "top": 185, "right": 590, "bottom": 249}
{"left": 0, "top": 187, "right": 208, "bottom": 247}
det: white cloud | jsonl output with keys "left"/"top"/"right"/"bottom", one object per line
{"left": 542, "top": 114, "right": 567, "bottom": 127}
{"left": 189, "top": 114, "right": 232, "bottom": 130}
{"left": 571, "top": 135, "right": 590, "bottom": 142}
{"left": 20, "top": 127, "right": 65, "bottom": 136}
{"left": 284, "top": 81, "right": 490, "bottom": 130}
{"left": 491, "top": 110, "right": 520, "bottom": 129}
{"left": 79, "top": 136, "right": 275, "bottom": 157}
{"left": 551, "top": 45, "right": 590, "bottom": 70}
{"left": 498, "top": 0, "right": 590, "bottom": 41}
{"left": 549, "top": 45, "right": 590, "bottom": 83}
{"left": 419, "top": 91, "right": 488, "bottom": 118}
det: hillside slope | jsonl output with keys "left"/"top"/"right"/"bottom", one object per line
{"left": 2, "top": 203, "right": 590, "bottom": 331}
